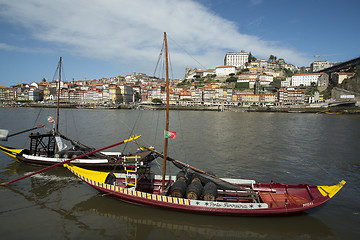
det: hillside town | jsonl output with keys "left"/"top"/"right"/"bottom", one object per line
{"left": 0, "top": 51, "right": 358, "bottom": 108}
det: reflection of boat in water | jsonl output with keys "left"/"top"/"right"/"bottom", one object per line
{"left": 71, "top": 195, "right": 335, "bottom": 239}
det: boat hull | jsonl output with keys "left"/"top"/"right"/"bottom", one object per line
{"left": 0, "top": 144, "right": 153, "bottom": 170}
{"left": 65, "top": 164, "right": 345, "bottom": 216}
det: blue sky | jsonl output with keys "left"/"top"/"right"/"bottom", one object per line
{"left": 0, "top": 0, "right": 359, "bottom": 87}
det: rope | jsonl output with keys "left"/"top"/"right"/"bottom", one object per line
{"left": 153, "top": 40, "right": 165, "bottom": 77}
{"left": 167, "top": 34, "right": 207, "bottom": 70}
{"left": 22, "top": 108, "right": 43, "bottom": 149}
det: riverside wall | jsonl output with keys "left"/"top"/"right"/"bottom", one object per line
{"left": 6, "top": 102, "right": 360, "bottom": 114}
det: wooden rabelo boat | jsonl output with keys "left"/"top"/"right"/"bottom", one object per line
{"left": 63, "top": 33, "right": 345, "bottom": 216}
{"left": 0, "top": 58, "right": 154, "bottom": 170}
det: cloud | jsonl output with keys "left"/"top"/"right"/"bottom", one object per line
{"left": 0, "top": 0, "right": 311, "bottom": 78}
{"left": 249, "top": 0, "right": 263, "bottom": 6}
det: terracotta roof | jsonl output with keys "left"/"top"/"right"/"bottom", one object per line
{"left": 293, "top": 73, "right": 324, "bottom": 76}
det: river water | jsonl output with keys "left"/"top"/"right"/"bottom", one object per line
{"left": 0, "top": 107, "right": 359, "bottom": 240}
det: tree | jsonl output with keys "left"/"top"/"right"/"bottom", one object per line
{"left": 152, "top": 98, "right": 162, "bottom": 104}
{"left": 269, "top": 55, "right": 277, "bottom": 62}
{"left": 248, "top": 52, "right": 257, "bottom": 62}
{"left": 235, "top": 82, "right": 249, "bottom": 90}
{"left": 226, "top": 76, "right": 238, "bottom": 83}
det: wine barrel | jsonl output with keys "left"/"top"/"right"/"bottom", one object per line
{"left": 203, "top": 182, "right": 217, "bottom": 201}
{"left": 188, "top": 172, "right": 201, "bottom": 184}
{"left": 171, "top": 179, "right": 187, "bottom": 198}
{"left": 176, "top": 170, "right": 187, "bottom": 182}
{"left": 186, "top": 180, "right": 203, "bottom": 200}
{"left": 105, "top": 172, "right": 116, "bottom": 185}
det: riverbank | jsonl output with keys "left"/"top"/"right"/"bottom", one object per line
{"left": 2, "top": 102, "right": 359, "bottom": 114}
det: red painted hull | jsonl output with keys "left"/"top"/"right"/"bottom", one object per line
{"left": 66, "top": 164, "right": 344, "bottom": 216}
{"left": 91, "top": 183, "right": 328, "bottom": 216}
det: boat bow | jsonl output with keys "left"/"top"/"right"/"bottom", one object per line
{"left": 318, "top": 180, "right": 346, "bottom": 198}
{"left": 0, "top": 145, "right": 23, "bottom": 161}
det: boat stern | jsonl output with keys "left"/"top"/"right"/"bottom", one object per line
{"left": 317, "top": 180, "right": 346, "bottom": 198}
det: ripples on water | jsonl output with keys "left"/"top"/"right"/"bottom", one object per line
{"left": 0, "top": 108, "right": 359, "bottom": 239}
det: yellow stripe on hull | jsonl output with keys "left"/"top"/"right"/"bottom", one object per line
{"left": 64, "top": 164, "right": 112, "bottom": 183}
{"left": 318, "top": 180, "right": 346, "bottom": 198}
{"left": 0, "top": 145, "right": 23, "bottom": 161}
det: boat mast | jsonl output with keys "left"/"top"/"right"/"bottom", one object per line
{"left": 162, "top": 32, "right": 170, "bottom": 191}
{"left": 56, "top": 56, "right": 61, "bottom": 135}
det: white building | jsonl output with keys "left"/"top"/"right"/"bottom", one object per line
{"left": 291, "top": 73, "right": 328, "bottom": 87}
{"left": 224, "top": 51, "right": 249, "bottom": 68}
{"left": 237, "top": 74, "right": 273, "bottom": 83}
{"left": 215, "top": 65, "right": 236, "bottom": 76}
{"left": 311, "top": 61, "right": 334, "bottom": 72}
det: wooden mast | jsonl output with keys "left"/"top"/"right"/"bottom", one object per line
{"left": 56, "top": 57, "right": 61, "bottom": 135}
{"left": 161, "top": 32, "right": 170, "bottom": 191}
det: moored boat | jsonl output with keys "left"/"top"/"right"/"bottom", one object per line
{"left": 64, "top": 163, "right": 345, "bottom": 216}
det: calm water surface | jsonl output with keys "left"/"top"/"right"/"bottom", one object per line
{"left": 0, "top": 108, "right": 359, "bottom": 239}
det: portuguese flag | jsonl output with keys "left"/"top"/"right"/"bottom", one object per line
{"left": 164, "top": 130, "right": 177, "bottom": 139}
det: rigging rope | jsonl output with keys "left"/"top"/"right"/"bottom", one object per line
{"left": 167, "top": 35, "right": 207, "bottom": 70}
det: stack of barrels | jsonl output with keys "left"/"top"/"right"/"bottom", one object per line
{"left": 170, "top": 171, "right": 218, "bottom": 201}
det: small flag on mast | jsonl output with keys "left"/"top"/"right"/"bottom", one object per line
{"left": 47, "top": 116, "right": 54, "bottom": 123}
{"left": 164, "top": 130, "right": 177, "bottom": 139}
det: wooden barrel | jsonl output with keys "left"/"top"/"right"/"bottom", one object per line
{"left": 188, "top": 172, "right": 201, "bottom": 184}
{"left": 203, "top": 182, "right": 217, "bottom": 201}
{"left": 170, "top": 179, "right": 187, "bottom": 198}
{"left": 186, "top": 181, "right": 203, "bottom": 200}
{"left": 105, "top": 172, "right": 116, "bottom": 185}
{"left": 176, "top": 170, "right": 187, "bottom": 182}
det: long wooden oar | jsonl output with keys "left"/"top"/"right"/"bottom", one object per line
{"left": 132, "top": 141, "right": 245, "bottom": 191}
{"left": 8, "top": 125, "right": 46, "bottom": 138}
{"left": 0, "top": 135, "right": 141, "bottom": 186}
{"left": 1, "top": 125, "right": 45, "bottom": 141}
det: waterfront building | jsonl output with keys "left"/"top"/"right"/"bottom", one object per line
{"left": 109, "top": 86, "right": 122, "bottom": 104}
{"left": 224, "top": 51, "right": 249, "bottom": 68}
{"left": 0, "top": 86, "right": 9, "bottom": 101}
{"left": 278, "top": 86, "right": 305, "bottom": 103}
{"left": 28, "top": 87, "right": 39, "bottom": 102}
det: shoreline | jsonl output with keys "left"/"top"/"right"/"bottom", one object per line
{"left": 2, "top": 102, "right": 359, "bottom": 114}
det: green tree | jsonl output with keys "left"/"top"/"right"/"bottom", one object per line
{"left": 226, "top": 76, "right": 238, "bottom": 83}
{"left": 235, "top": 82, "right": 249, "bottom": 89}
{"left": 152, "top": 98, "right": 163, "bottom": 104}
{"left": 248, "top": 52, "right": 257, "bottom": 62}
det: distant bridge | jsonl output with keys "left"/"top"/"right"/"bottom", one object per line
{"left": 316, "top": 56, "right": 360, "bottom": 74}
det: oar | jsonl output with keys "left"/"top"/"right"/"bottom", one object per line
{"left": 0, "top": 125, "right": 45, "bottom": 141}
{"left": 0, "top": 135, "right": 141, "bottom": 186}
{"left": 132, "top": 141, "right": 245, "bottom": 191}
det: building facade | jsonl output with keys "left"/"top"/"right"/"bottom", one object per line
{"left": 224, "top": 51, "right": 249, "bottom": 68}
{"left": 291, "top": 73, "right": 328, "bottom": 87}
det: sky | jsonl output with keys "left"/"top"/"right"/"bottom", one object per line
{"left": 0, "top": 0, "right": 359, "bottom": 87}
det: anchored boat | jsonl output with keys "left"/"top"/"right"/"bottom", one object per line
{"left": 64, "top": 163, "right": 345, "bottom": 216}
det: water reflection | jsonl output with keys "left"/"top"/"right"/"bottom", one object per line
{"left": 71, "top": 195, "right": 334, "bottom": 240}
